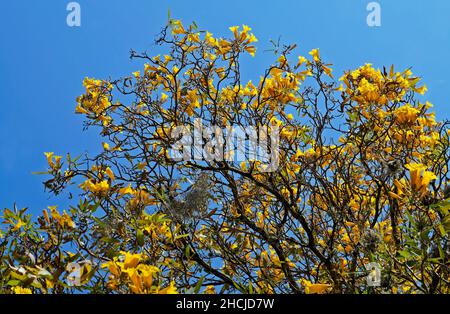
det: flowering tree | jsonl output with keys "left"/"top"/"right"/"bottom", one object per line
{"left": 1, "top": 20, "right": 449, "bottom": 294}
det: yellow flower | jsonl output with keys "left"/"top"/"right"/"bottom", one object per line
{"left": 105, "top": 167, "right": 115, "bottom": 180}
{"left": 161, "top": 93, "right": 169, "bottom": 103}
{"left": 204, "top": 32, "right": 217, "bottom": 46}
{"left": 247, "top": 33, "right": 258, "bottom": 44}
{"left": 187, "top": 33, "right": 200, "bottom": 43}
{"left": 12, "top": 286, "right": 32, "bottom": 294}
{"left": 242, "top": 24, "right": 252, "bottom": 34}
{"left": 229, "top": 25, "right": 239, "bottom": 38}
{"left": 137, "top": 162, "right": 147, "bottom": 170}
{"left": 118, "top": 184, "right": 135, "bottom": 196}
{"left": 414, "top": 84, "right": 428, "bottom": 95}
{"left": 204, "top": 285, "right": 216, "bottom": 294}
{"left": 12, "top": 219, "right": 26, "bottom": 231}
{"left": 322, "top": 65, "right": 333, "bottom": 78}
{"left": 42, "top": 209, "right": 50, "bottom": 224}
{"left": 277, "top": 55, "right": 287, "bottom": 64}
{"left": 44, "top": 152, "right": 54, "bottom": 167}
{"left": 103, "top": 260, "right": 121, "bottom": 277}
{"left": 80, "top": 179, "right": 110, "bottom": 195}
{"left": 301, "top": 279, "right": 331, "bottom": 294}
{"left": 75, "top": 104, "right": 89, "bottom": 114}
{"left": 405, "top": 163, "right": 436, "bottom": 196}
{"left": 123, "top": 252, "right": 141, "bottom": 269}
{"left": 128, "top": 269, "right": 144, "bottom": 294}
{"left": 61, "top": 211, "right": 76, "bottom": 228}
{"left": 158, "top": 281, "right": 178, "bottom": 294}
{"left": 170, "top": 20, "right": 186, "bottom": 35}
{"left": 244, "top": 45, "right": 256, "bottom": 57}
{"left": 309, "top": 48, "right": 320, "bottom": 62}
{"left": 394, "top": 104, "right": 420, "bottom": 124}
{"left": 140, "top": 265, "right": 160, "bottom": 289}
{"left": 297, "top": 56, "right": 307, "bottom": 67}
{"left": 47, "top": 206, "right": 75, "bottom": 228}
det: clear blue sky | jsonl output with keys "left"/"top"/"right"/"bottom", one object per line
{"left": 1, "top": 0, "right": 449, "bottom": 214}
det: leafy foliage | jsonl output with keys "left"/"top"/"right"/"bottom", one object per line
{"left": 1, "top": 20, "right": 449, "bottom": 294}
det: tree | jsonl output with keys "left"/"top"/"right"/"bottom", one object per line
{"left": 1, "top": 20, "right": 449, "bottom": 294}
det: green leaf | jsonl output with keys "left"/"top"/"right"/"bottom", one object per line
{"left": 175, "top": 234, "right": 190, "bottom": 240}
{"left": 428, "top": 257, "right": 442, "bottom": 263}
{"left": 31, "top": 171, "right": 49, "bottom": 175}
{"left": 438, "top": 245, "right": 445, "bottom": 260}
{"left": 398, "top": 250, "right": 411, "bottom": 259}
{"left": 184, "top": 245, "right": 192, "bottom": 259}
{"left": 7, "top": 280, "right": 21, "bottom": 287}
{"left": 248, "top": 282, "right": 254, "bottom": 294}
{"left": 137, "top": 229, "right": 145, "bottom": 247}
{"left": 100, "top": 237, "right": 115, "bottom": 244}
{"left": 194, "top": 276, "right": 204, "bottom": 294}
{"left": 31, "top": 280, "right": 43, "bottom": 289}
{"left": 10, "top": 271, "right": 26, "bottom": 281}
{"left": 437, "top": 224, "right": 447, "bottom": 237}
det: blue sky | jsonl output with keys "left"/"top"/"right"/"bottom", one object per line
{"left": 1, "top": 0, "right": 449, "bottom": 214}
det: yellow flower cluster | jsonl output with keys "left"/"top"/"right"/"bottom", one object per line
{"left": 394, "top": 104, "right": 420, "bottom": 125}
{"left": 406, "top": 163, "right": 437, "bottom": 196}
{"left": 102, "top": 252, "right": 177, "bottom": 294}
{"left": 80, "top": 179, "right": 110, "bottom": 195}
{"left": 228, "top": 24, "right": 258, "bottom": 56}
{"left": 118, "top": 184, "right": 157, "bottom": 207}
{"left": 262, "top": 68, "right": 301, "bottom": 106}
{"left": 44, "top": 152, "right": 62, "bottom": 171}
{"left": 300, "top": 278, "right": 331, "bottom": 294}
{"left": 341, "top": 64, "right": 427, "bottom": 106}
{"left": 389, "top": 163, "right": 437, "bottom": 200}
{"left": 43, "top": 206, "right": 76, "bottom": 229}
{"left": 75, "top": 77, "right": 113, "bottom": 126}
{"left": 170, "top": 20, "right": 257, "bottom": 58}
{"left": 12, "top": 286, "right": 32, "bottom": 294}
{"left": 78, "top": 165, "right": 118, "bottom": 196}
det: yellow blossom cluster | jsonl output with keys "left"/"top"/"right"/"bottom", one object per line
{"left": 75, "top": 77, "right": 114, "bottom": 126}
{"left": 44, "top": 152, "right": 62, "bottom": 171}
{"left": 300, "top": 278, "right": 331, "bottom": 294}
{"left": 171, "top": 20, "right": 257, "bottom": 58}
{"left": 118, "top": 184, "right": 157, "bottom": 208}
{"left": 43, "top": 206, "right": 76, "bottom": 229}
{"left": 80, "top": 179, "right": 110, "bottom": 195}
{"left": 341, "top": 64, "right": 427, "bottom": 106}
{"left": 102, "top": 252, "right": 177, "bottom": 294}
{"left": 389, "top": 163, "right": 437, "bottom": 200}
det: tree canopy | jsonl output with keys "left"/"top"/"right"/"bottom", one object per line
{"left": 1, "top": 20, "right": 449, "bottom": 294}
